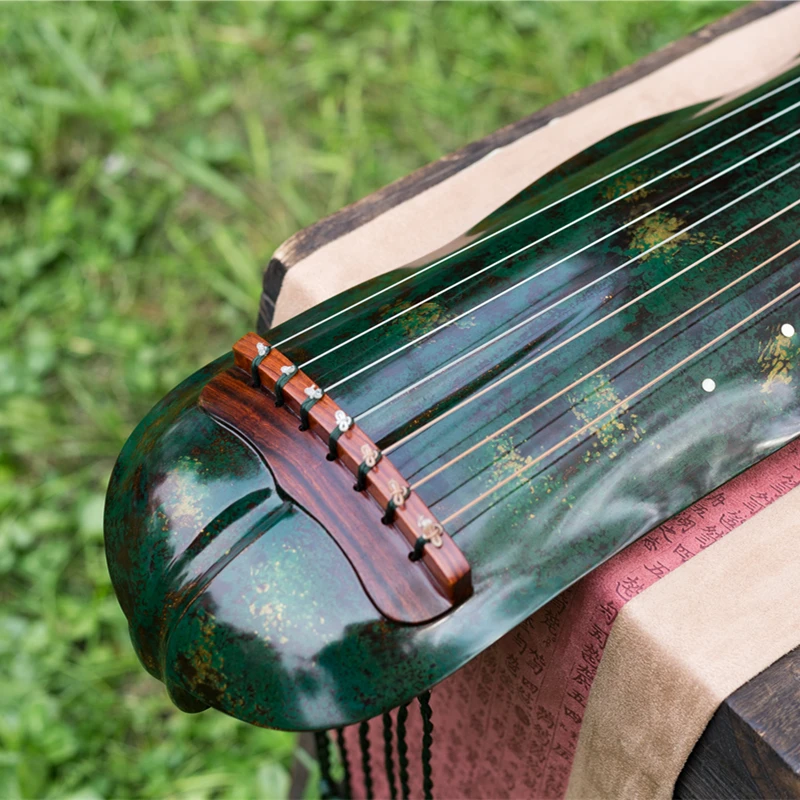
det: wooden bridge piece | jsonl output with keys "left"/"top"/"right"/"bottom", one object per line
{"left": 199, "top": 333, "right": 472, "bottom": 625}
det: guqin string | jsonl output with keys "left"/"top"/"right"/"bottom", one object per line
{"left": 281, "top": 74, "right": 800, "bottom": 535}
{"left": 364, "top": 142, "right": 800, "bottom": 427}
{"left": 273, "top": 72, "right": 800, "bottom": 350}
{"left": 441, "top": 276, "right": 800, "bottom": 527}
{"left": 302, "top": 100, "right": 800, "bottom": 381}
{"left": 323, "top": 128, "right": 800, "bottom": 397}
{"left": 401, "top": 199, "right": 800, "bottom": 484}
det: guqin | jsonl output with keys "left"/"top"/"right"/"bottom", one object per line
{"left": 105, "top": 5, "right": 800, "bottom": 798}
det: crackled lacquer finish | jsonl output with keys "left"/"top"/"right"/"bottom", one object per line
{"left": 105, "top": 64, "right": 800, "bottom": 731}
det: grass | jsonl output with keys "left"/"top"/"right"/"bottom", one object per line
{"left": 0, "top": 2, "right": 742, "bottom": 798}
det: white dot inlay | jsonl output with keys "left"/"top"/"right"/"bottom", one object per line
{"left": 702, "top": 378, "right": 716, "bottom": 393}
{"left": 781, "top": 323, "right": 795, "bottom": 338}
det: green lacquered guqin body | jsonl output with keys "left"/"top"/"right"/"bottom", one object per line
{"left": 105, "top": 64, "right": 800, "bottom": 731}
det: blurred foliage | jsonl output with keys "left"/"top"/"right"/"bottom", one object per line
{"left": 0, "top": 2, "right": 741, "bottom": 798}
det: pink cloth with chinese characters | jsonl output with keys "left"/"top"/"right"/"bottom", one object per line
{"left": 343, "top": 440, "right": 800, "bottom": 799}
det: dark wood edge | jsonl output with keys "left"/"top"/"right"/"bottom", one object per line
{"left": 257, "top": 1, "right": 790, "bottom": 332}
{"left": 258, "top": 257, "right": 287, "bottom": 334}
{"left": 674, "top": 645, "right": 800, "bottom": 799}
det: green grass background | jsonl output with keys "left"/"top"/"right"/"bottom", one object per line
{"left": 0, "top": 2, "right": 743, "bottom": 798}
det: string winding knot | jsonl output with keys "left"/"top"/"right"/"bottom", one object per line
{"left": 382, "top": 479, "right": 411, "bottom": 524}
{"left": 250, "top": 341, "right": 271, "bottom": 387}
{"left": 274, "top": 363, "right": 297, "bottom": 407}
{"left": 361, "top": 444, "right": 380, "bottom": 469}
{"left": 327, "top": 409, "right": 353, "bottom": 460}
{"left": 299, "top": 384, "right": 324, "bottom": 430}
{"left": 335, "top": 409, "right": 353, "bottom": 432}
{"left": 418, "top": 516, "right": 444, "bottom": 548}
{"left": 354, "top": 445, "right": 382, "bottom": 491}
{"left": 389, "top": 480, "right": 410, "bottom": 508}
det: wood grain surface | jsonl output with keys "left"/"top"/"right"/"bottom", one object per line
{"left": 675, "top": 646, "right": 800, "bottom": 799}
{"left": 229, "top": 333, "right": 472, "bottom": 606}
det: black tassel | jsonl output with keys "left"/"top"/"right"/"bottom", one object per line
{"left": 396, "top": 704, "right": 410, "bottom": 800}
{"left": 336, "top": 728, "right": 352, "bottom": 799}
{"left": 315, "top": 730, "right": 336, "bottom": 800}
{"left": 382, "top": 712, "right": 398, "bottom": 800}
{"left": 359, "top": 720, "right": 374, "bottom": 799}
{"left": 419, "top": 691, "right": 434, "bottom": 800}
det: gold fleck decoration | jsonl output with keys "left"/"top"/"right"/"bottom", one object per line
{"left": 758, "top": 327, "right": 795, "bottom": 393}
{"left": 569, "top": 373, "right": 644, "bottom": 457}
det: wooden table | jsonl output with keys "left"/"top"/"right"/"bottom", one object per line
{"left": 676, "top": 647, "right": 800, "bottom": 798}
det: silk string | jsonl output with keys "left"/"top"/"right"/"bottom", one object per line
{"left": 441, "top": 276, "right": 800, "bottom": 527}
{"left": 272, "top": 72, "right": 800, "bottom": 351}
{"left": 272, "top": 75, "right": 800, "bottom": 531}
{"left": 307, "top": 102, "right": 800, "bottom": 383}
{"left": 410, "top": 230, "right": 800, "bottom": 492}
{"left": 366, "top": 141, "right": 800, "bottom": 430}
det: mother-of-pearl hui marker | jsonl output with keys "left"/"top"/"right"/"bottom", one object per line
{"left": 702, "top": 378, "right": 717, "bottom": 393}
{"left": 781, "top": 322, "right": 795, "bottom": 337}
